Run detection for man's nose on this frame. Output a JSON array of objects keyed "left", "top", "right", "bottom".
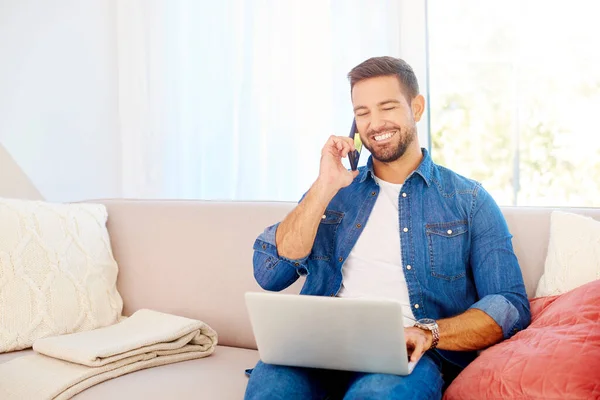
[{"left": 370, "top": 114, "right": 386, "bottom": 132}]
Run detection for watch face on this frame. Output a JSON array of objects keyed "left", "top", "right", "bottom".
[{"left": 419, "top": 318, "right": 436, "bottom": 325}]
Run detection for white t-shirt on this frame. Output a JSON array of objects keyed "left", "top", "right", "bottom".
[{"left": 336, "top": 175, "right": 416, "bottom": 327}]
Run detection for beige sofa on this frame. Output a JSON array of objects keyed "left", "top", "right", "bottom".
[{"left": 1, "top": 200, "right": 599, "bottom": 399}]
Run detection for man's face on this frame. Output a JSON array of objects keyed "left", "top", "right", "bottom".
[{"left": 351, "top": 75, "right": 422, "bottom": 163}]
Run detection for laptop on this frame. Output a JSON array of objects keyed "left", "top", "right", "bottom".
[{"left": 245, "top": 292, "right": 418, "bottom": 375}]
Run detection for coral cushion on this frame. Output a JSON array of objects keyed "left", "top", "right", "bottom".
[{"left": 444, "top": 279, "right": 600, "bottom": 400}]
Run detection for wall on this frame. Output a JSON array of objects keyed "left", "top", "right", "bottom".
[{"left": 0, "top": 0, "right": 120, "bottom": 202}]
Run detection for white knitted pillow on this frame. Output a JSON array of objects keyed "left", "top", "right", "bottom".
[
  {"left": 0, "top": 198, "right": 123, "bottom": 353},
  {"left": 535, "top": 211, "right": 600, "bottom": 298}
]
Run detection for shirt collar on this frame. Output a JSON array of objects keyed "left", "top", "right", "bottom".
[{"left": 357, "top": 147, "right": 433, "bottom": 186}]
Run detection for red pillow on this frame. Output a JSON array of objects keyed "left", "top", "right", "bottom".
[{"left": 444, "top": 279, "right": 600, "bottom": 400}]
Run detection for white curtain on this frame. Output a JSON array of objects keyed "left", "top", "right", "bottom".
[{"left": 117, "top": 0, "right": 405, "bottom": 201}]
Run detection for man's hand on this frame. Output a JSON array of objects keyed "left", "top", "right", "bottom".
[
  {"left": 274, "top": 135, "right": 359, "bottom": 261},
  {"left": 316, "top": 135, "right": 360, "bottom": 194},
  {"left": 405, "top": 326, "right": 433, "bottom": 363}
]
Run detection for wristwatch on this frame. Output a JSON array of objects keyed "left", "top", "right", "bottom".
[{"left": 414, "top": 318, "right": 440, "bottom": 350}]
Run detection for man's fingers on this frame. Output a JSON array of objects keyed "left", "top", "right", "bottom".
[
  {"left": 341, "top": 145, "right": 353, "bottom": 158},
  {"left": 342, "top": 136, "right": 356, "bottom": 150},
  {"left": 411, "top": 339, "right": 424, "bottom": 363},
  {"left": 336, "top": 139, "right": 354, "bottom": 157},
  {"left": 323, "top": 136, "right": 357, "bottom": 162},
  {"left": 329, "top": 136, "right": 356, "bottom": 152},
  {"left": 405, "top": 329, "right": 427, "bottom": 363}
]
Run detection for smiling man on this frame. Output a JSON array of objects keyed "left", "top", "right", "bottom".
[{"left": 245, "top": 56, "right": 530, "bottom": 399}]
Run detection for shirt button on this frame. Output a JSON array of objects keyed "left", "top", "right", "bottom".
[
  {"left": 447, "top": 229, "right": 453, "bottom": 235},
  {"left": 371, "top": 191, "right": 376, "bottom": 196},
  {"left": 414, "top": 304, "right": 420, "bottom": 309},
  {"left": 294, "top": 262, "right": 300, "bottom": 266},
  {"left": 356, "top": 223, "right": 362, "bottom": 228},
  {"left": 322, "top": 215, "right": 326, "bottom": 219},
  {"left": 406, "top": 265, "right": 412, "bottom": 270},
  {"left": 403, "top": 227, "right": 408, "bottom": 232},
  {"left": 402, "top": 193, "right": 407, "bottom": 198},
  {"left": 338, "top": 256, "right": 343, "bottom": 262}
]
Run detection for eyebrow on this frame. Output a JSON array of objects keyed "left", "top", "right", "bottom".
[
  {"left": 353, "top": 99, "right": 402, "bottom": 112},
  {"left": 379, "top": 99, "right": 402, "bottom": 106}
]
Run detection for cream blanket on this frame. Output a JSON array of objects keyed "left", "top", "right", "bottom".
[{"left": 0, "top": 309, "right": 218, "bottom": 400}]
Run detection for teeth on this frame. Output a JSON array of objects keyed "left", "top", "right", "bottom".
[{"left": 374, "top": 131, "right": 395, "bottom": 141}]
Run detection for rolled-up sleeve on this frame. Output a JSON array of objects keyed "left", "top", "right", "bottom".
[
  {"left": 253, "top": 223, "right": 311, "bottom": 292},
  {"left": 469, "top": 294, "right": 521, "bottom": 338},
  {"left": 469, "top": 185, "right": 531, "bottom": 339}
]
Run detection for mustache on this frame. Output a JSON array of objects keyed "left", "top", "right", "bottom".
[{"left": 366, "top": 125, "right": 401, "bottom": 137}]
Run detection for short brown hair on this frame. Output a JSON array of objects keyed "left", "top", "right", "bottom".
[{"left": 348, "top": 56, "right": 419, "bottom": 100}]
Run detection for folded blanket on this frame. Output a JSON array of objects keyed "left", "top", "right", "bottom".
[{"left": 0, "top": 309, "right": 218, "bottom": 400}]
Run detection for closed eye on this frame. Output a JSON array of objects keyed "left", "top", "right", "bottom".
[{"left": 382, "top": 107, "right": 396, "bottom": 111}]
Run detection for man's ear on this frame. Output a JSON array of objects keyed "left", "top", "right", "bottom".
[{"left": 411, "top": 94, "right": 425, "bottom": 122}]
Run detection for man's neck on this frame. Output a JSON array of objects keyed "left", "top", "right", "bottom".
[{"left": 372, "top": 144, "right": 423, "bottom": 184}]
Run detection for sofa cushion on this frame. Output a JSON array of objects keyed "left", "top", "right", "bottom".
[
  {"left": 0, "top": 198, "right": 123, "bottom": 353},
  {"left": 444, "top": 279, "right": 600, "bottom": 400},
  {"left": 0, "top": 346, "right": 258, "bottom": 399},
  {"left": 73, "top": 345, "right": 258, "bottom": 399},
  {"left": 536, "top": 211, "right": 600, "bottom": 297},
  {"left": 0, "top": 348, "right": 35, "bottom": 364}
]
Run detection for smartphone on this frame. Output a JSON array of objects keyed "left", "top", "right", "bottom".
[{"left": 348, "top": 119, "right": 362, "bottom": 171}]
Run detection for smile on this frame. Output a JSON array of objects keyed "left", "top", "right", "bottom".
[{"left": 373, "top": 130, "right": 397, "bottom": 142}]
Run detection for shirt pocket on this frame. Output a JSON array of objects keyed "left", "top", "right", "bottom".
[
  {"left": 426, "top": 220, "right": 469, "bottom": 281},
  {"left": 309, "top": 210, "right": 344, "bottom": 261}
]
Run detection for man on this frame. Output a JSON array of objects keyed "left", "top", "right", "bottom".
[{"left": 245, "top": 56, "right": 530, "bottom": 399}]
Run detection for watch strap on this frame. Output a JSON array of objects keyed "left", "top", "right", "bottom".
[{"left": 415, "top": 320, "right": 439, "bottom": 350}]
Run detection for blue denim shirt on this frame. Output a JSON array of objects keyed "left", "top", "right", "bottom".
[{"left": 252, "top": 148, "right": 531, "bottom": 369}]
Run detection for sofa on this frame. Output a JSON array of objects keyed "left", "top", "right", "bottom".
[{"left": 1, "top": 199, "right": 599, "bottom": 399}]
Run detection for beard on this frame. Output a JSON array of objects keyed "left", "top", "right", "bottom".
[{"left": 363, "top": 124, "right": 417, "bottom": 163}]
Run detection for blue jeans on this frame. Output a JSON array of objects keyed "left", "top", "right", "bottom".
[{"left": 244, "top": 354, "right": 444, "bottom": 400}]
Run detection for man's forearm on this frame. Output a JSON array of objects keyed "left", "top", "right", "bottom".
[
  {"left": 276, "top": 179, "right": 338, "bottom": 260},
  {"left": 436, "top": 309, "right": 503, "bottom": 351}
]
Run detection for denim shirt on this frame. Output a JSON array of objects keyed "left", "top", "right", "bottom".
[{"left": 252, "top": 148, "right": 531, "bottom": 369}]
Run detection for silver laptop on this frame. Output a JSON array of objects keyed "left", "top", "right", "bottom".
[{"left": 245, "top": 292, "right": 417, "bottom": 375}]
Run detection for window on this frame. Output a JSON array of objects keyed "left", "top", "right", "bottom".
[{"left": 427, "top": 0, "right": 600, "bottom": 206}]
